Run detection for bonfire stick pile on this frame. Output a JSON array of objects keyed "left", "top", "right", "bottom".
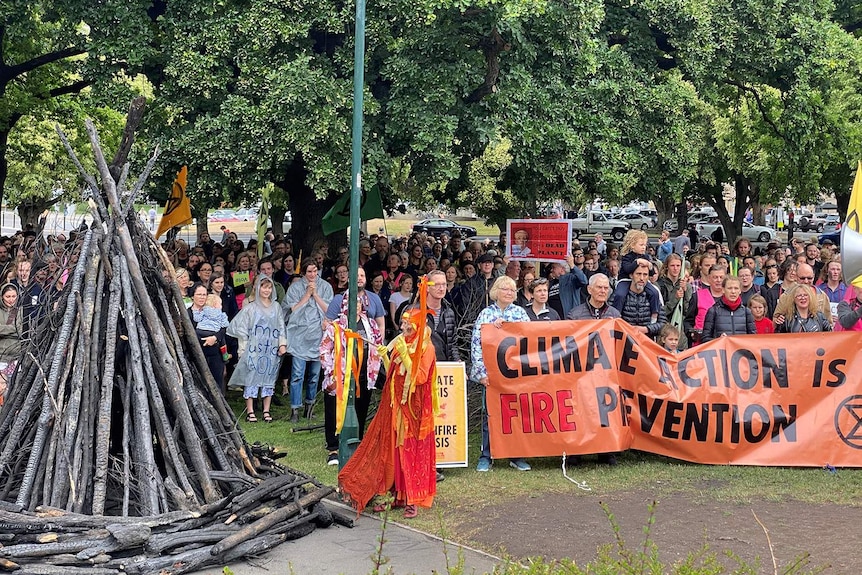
[{"left": 0, "top": 111, "right": 339, "bottom": 574}]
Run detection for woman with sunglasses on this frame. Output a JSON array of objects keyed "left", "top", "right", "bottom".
[{"left": 773, "top": 284, "right": 831, "bottom": 333}]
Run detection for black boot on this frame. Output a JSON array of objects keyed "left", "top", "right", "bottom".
[
  {"left": 304, "top": 404, "right": 314, "bottom": 419},
  {"left": 290, "top": 409, "right": 299, "bottom": 423}
]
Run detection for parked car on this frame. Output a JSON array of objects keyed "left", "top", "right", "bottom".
[
  {"left": 235, "top": 208, "right": 259, "bottom": 221},
  {"left": 662, "top": 213, "right": 713, "bottom": 233},
  {"left": 819, "top": 225, "right": 841, "bottom": 246},
  {"left": 695, "top": 219, "right": 776, "bottom": 243},
  {"left": 411, "top": 218, "right": 477, "bottom": 238},
  {"left": 794, "top": 210, "right": 826, "bottom": 232},
  {"left": 618, "top": 213, "right": 656, "bottom": 230},
  {"left": 570, "top": 211, "right": 631, "bottom": 241},
  {"left": 824, "top": 214, "right": 840, "bottom": 226},
  {"left": 209, "top": 209, "right": 238, "bottom": 222},
  {"left": 640, "top": 209, "right": 658, "bottom": 226}
]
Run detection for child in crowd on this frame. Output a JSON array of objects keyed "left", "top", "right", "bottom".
[
  {"left": 658, "top": 324, "right": 680, "bottom": 354},
  {"left": 613, "top": 230, "right": 662, "bottom": 316},
  {"left": 197, "top": 294, "right": 230, "bottom": 333},
  {"left": 748, "top": 294, "right": 774, "bottom": 334}
]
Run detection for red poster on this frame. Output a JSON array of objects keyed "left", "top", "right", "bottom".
[{"left": 506, "top": 219, "right": 572, "bottom": 263}]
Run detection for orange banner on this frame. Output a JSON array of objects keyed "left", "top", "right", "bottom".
[{"left": 481, "top": 319, "right": 862, "bottom": 467}]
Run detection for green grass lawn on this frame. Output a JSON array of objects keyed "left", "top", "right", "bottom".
[{"left": 231, "top": 392, "right": 862, "bottom": 545}]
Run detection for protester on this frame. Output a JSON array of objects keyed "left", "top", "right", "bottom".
[
  {"left": 836, "top": 285, "right": 862, "bottom": 331},
  {"left": 283, "top": 261, "right": 333, "bottom": 422},
  {"left": 0, "top": 283, "right": 20, "bottom": 402},
  {"left": 702, "top": 276, "right": 756, "bottom": 341},
  {"left": 737, "top": 266, "right": 761, "bottom": 305},
  {"left": 568, "top": 274, "right": 620, "bottom": 320},
  {"left": 614, "top": 230, "right": 662, "bottom": 317},
  {"left": 545, "top": 254, "right": 588, "bottom": 319},
  {"left": 338, "top": 307, "right": 438, "bottom": 519},
  {"left": 524, "top": 277, "right": 560, "bottom": 321},
  {"left": 748, "top": 294, "right": 774, "bottom": 334},
  {"left": 817, "top": 260, "right": 846, "bottom": 309},
  {"left": 773, "top": 263, "right": 832, "bottom": 325},
  {"left": 613, "top": 264, "right": 666, "bottom": 341},
  {"left": 774, "top": 284, "right": 832, "bottom": 333},
  {"left": 691, "top": 264, "right": 725, "bottom": 345},
  {"left": 227, "top": 275, "right": 287, "bottom": 423},
  {"left": 388, "top": 274, "right": 415, "bottom": 330},
  {"left": 187, "top": 284, "right": 229, "bottom": 394},
  {"left": 471, "top": 276, "right": 530, "bottom": 472},
  {"left": 656, "top": 253, "right": 693, "bottom": 350},
  {"left": 657, "top": 324, "right": 680, "bottom": 354},
  {"left": 320, "top": 267, "right": 386, "bottom": 465}
]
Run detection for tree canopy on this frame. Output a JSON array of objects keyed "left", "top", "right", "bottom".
[{"left": 1, "top": 0, "right": 861, "bottom": 246}]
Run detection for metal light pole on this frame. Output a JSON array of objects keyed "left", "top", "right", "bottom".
[{"left": 338, "top": 0, "right": 367, "bottom": 468}]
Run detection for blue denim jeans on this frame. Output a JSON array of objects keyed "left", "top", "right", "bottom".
[
  {"left": 480, "top": 385, "right": 491, "bottom": 460},
  {"left": 290, "top": 358, "right": 320, "bottom": 409}
]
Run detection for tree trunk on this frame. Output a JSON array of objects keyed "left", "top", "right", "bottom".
[
  {"left": 653, "top": 195, "right": 676, "bottom": 229},
  {"left": 276, "top": 156, "right": 338, "bottom": 257},
  {"left": 268, "top": 204, "right": 286, "bottom": 237}
]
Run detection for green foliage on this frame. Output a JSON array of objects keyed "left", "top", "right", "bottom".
[{"left": 6, "top": 101, "right": 124, "bottom": 206}]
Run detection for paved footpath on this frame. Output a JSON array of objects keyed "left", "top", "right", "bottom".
[{"left": 192, "top": 500, "right": 501, "bottom": 575}]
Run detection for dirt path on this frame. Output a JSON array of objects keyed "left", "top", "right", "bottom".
[{"left": 457, "top": 489, "right": 862, "bottom": 573}]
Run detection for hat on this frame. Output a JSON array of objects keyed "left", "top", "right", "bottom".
[
  {"left": 487, "top": 249, "right": 498, "bottom": 257},
  {"left": 822, "top": 239, "right": 834, "bottom": 246},
  {"left": 766, "top": 241, "right": 780, "bottom": 250},
  {"left": 476, "top": 253, "right": 494, "bottom": 264}
]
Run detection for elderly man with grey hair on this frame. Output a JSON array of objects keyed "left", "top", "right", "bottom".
[{"left": 567, "top": 273, "right": 622, "bottom": 320}]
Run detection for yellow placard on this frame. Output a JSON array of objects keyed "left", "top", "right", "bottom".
[{"left": 434, "top": 361, "right": 468, "bottom": 468}]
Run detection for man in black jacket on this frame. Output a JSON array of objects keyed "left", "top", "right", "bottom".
[{"left": 612, "top": 264, "right": 666, "bottom": 340}]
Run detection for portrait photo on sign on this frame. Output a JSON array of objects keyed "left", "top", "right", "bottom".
[{"left": 506, "top": 219, "right": 572, "bottom": 263}]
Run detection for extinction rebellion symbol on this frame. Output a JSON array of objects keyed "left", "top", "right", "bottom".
[{"left": 835, "top": 395, "right": 862, "bottom": 449}]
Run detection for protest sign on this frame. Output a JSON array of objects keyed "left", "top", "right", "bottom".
[
  {"left": 481, "top": 319, "right": 862, "bottom": 467},
  {"left": 435, "top": 362, "right": 469, "bottom": 467},
  {"left": 506, "top": 219, "right": 572, "bottom": 263}
]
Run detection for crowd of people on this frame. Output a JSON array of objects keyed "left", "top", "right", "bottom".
[{"left": 6, "top": 216, "right": 847, "bottom": 517}]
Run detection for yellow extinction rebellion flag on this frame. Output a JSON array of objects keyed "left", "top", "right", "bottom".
[
  {"left": 842, "top": 160, "right": 862, "bottom": 287},
  {"left": 155, "top": 166, "right": 192, "bottom": 239}
]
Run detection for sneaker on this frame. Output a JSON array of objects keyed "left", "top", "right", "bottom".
[
  {"left": 476, "top": 457, "right": 492, "bottom": 472},
  {"left": 509, "top": 458, "right": 531, "bottom": 471},
  {"left": 327, "top": 451, "right": 339, "bottom": 466},
  {"left": 435, "top": 470, "right": 445, "bottom": 483}
]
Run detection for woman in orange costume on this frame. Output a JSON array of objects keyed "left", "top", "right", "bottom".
[{"left": 338, "top": 307, "right": 438, "bottom": 519}]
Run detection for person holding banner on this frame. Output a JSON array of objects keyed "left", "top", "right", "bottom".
[
  {"left": 471, "top": 276, "right": 531, "bottom": 472},
  {"left": 701, "top": 276, "right": 756, "bottom": 342},
  {"left": 773, "top": 284, "right": 832, "bottom": 333}
]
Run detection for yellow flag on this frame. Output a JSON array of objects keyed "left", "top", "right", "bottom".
[
  {"left": 256, "top": 186, "right": 271, "bottom": 259},
  {"left": 155, "top": 166, "right": 192, "bottom": 239},
  {"left": 846, "top": 161, "right": 862, "bottom": 232},
  {"left": 842, "top": 161, "right": 862, "bottom": 287}
]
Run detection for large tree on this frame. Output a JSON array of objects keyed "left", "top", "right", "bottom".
[{"left": 0, "top": 1, "right": 153, "bottom": 210}]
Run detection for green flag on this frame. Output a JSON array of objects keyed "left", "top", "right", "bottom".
[
  {"left": 256, "top": 186, "right": 271, "bottom": 259},
  {"left": 322, "top": 185, "right": 384, "bottom": 236}
]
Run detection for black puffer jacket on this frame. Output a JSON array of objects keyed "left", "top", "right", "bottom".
[
  {"left": 427, "top": 300, "right": 461, "bottom": 362},
  {"left": 702, "top": 299, "right": 756, "bottom": 341},
  {"left": 616, "top": 289, "right": 666, "bottom": 337}
]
